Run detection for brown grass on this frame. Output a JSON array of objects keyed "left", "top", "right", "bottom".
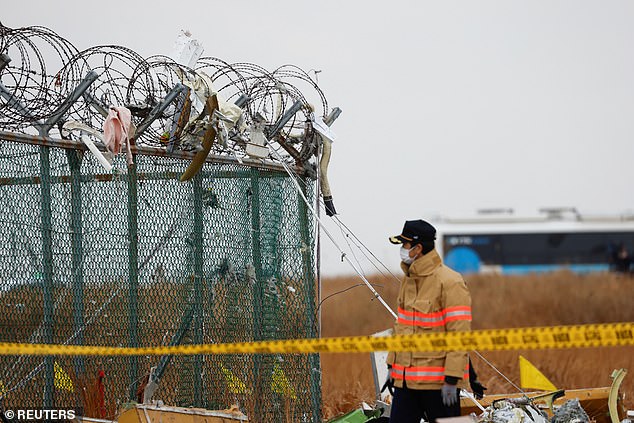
[{"left": 320, "top": 271, "right": 634, "bottom": 420}]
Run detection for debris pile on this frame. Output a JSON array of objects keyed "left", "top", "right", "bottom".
[
  {"left": 551, "top": 399, "right": 590, "bottom": 423},
  {"left": 480, "top": 398, "right": 549, "bottom": 423}
]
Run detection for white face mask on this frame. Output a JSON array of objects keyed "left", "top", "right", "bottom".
[{"left": 400, "top": 246, "right": 415, "bottom": 264}]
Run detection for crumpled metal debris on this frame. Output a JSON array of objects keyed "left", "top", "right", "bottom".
[
  {"left": 551, "top": 399, "right": 590, "bottom": 423},
  {"left": 480, "top": 398, "right": 549, "bottom": 423}
]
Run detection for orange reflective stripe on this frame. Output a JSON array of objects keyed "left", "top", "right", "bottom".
[
  {"left": 444, "top": 306, "right": 472, "bottom": 322},
  {"left": 391, "top": 365, "right": 444, "bottom": 381},
  {"left": 392, "top": 364, "right": 443, "bottom": 371},
  {"left": 390, "top": 363, "right": 470, "bottom": 382},
  {"left": 397, "top": 306, "right": 472, "bottom": 327},
  {"left": 398, "top": 308, "right": 444, "bottom": 318},
  {"left": 397, "top": 307, "right": 445, "bottom": 327}
]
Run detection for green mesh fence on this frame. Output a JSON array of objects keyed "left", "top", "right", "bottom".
[{"left": 0, "top": 140, "right": 321, "bottom": 422}]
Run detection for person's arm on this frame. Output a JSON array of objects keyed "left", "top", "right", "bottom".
[{"left": 468, "top": 357, "right": 487, "bottom": 399}]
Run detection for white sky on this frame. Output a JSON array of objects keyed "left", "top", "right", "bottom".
[{"left": 4, "top": 1, "right": 634, "bottom": 276}]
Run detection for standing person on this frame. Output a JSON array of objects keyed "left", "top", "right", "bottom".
[
  {"left": 612, "top": 243, "right": 632, "bottom": 274},
  {"left": 386, "top": 219, "right": 472, "bottom": 423}
]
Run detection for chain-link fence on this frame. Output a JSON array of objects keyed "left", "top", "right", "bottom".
[{"left": 0, "top": 139, "right": 320, "bottom": 422}]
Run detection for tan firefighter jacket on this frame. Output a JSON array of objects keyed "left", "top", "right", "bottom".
[{"left": 386, "top": 249, "right": 472, "bottom": 390}]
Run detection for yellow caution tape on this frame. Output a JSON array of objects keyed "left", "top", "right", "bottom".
[{"left": 0, "top": 323, "right": 632, "bottom": 356}]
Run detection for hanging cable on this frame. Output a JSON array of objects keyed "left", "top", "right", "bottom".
[
  {"left": 278, "top": 162, "right": 401, "bottom": 285},
  {"left": 337, "top": 220, "right": 368, "bottom": 279},
  {"left": 274, "top": 158, "right": 400, "bottom": 286},
  {"left": 267, "top": 144, "right": 397, "bottom": 319},
  {"left": 472, "top": 350, "right": 526, "bottom": 395},
  {"left": 312, "top": 282, "right": 386, "bottom": 333},
  {"left": 332, "top": 214, "right": 402, "bottom": 284}
]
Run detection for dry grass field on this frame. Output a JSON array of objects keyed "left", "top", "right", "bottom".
[{"left": 320, "top": 271, "right": 634, "bottom": 420}]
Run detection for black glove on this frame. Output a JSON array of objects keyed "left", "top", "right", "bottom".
[
  {"left": 381, "top": 366, "right": 394, "bottom": 395},
  {"left": 470, "top": 379, "right": 487, "bottom": 400}
]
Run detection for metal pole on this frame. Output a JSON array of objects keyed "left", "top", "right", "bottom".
[
  {"left": 234, "top": 94, "right": 251, "bottom": 108},
  {"left": 127, "top": 161, "right": 139, "bottom": 400},
  {"left": 167, "top": 88, "right": 188, "bottom": 153},
  {"left": 65, "top": 150, "right": 85, "bottom": 382},
  {"left": 192, "top": 172, "right": 204, "bottom": 406},
  {"left": 297, "top": 178, "right": 321, "bottom": 423},
  {"left": 82, "top": 91, "right": 109, "bottom": 118},
  {"left": 0, "top": 53, "right": 10, "bottom": 72},
  {"left": 0, "top": 83, "right": 38, "bottom": 121},
  {"left": 134, "top": 84, "right": 187, "bottom": 139},
  {"left": 249, "top": 168, "right": 264, "bottom": 420},
  {"left": 253, "top": 174, "right": 286, "bottom": 422},
  {"left": 267, "top": 100, "right": 303, "bottom": 138},
  {"left": 39, "top": 146, "right": 55, "bottom": 413},
  {"left": 323, "top": 107, "right": 342, "bottom": 126},
  {"left": 39, "top": 71, "right": 100, "bottom": 135}
]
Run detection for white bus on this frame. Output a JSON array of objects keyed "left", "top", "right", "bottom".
[{"left": 433, "top": 208, "right": 634, "bottom": 275}]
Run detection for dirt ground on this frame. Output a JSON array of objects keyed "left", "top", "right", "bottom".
[{"left": 319, "top": 271, "right": 634, "bottom": 420}]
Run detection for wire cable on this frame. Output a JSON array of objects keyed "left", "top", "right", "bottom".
[
  {"left": 472, "top": 350, "right": 525, "bottom": 394},
  {"left": 267, "top": 144, "right": 397, "bottom": 319}
]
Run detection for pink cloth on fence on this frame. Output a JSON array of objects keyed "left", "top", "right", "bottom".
[{"left": 103, "top": 106, "right": 134, "bottom": 165}]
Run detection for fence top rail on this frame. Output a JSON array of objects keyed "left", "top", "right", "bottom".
[{"left": 0, "top": 130, "right": 309, "bottom": 175}]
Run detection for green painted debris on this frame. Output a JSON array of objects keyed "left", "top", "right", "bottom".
[{"left": 326, "top": 407, "right": 383, "bottom": 423}]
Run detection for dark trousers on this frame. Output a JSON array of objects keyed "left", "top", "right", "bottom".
[{"left": 389, "top": 386, "right": 461, "bottom": 423}]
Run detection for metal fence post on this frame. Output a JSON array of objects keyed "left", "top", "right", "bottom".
[
  {"left": 39, "top": 146, "right": 55, "bottom": 412},
  {"left": 192, "top": 172, "right": 204, "bottom": 406},
  {"left": 66, "top": 150, "right": 86, "bottom": 387},
  {"left": 127, "top": 162, "right": 139, "bottom": 399},
  {"left": 255, "top": 175, "right": 284, "bottom": 422},
  {"left": 249, "top": 168, "right": 264, "bottom": 421},
  {"left": 297, "top": 179, "right": 321, "bottom": 422}
]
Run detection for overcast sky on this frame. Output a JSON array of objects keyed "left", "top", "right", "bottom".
[{"left": 4, "top": 1, "right": 634, "bottom": 276}]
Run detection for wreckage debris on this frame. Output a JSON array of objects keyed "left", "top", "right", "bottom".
[{"left": 551, "top": 399, "right": 590, "bottom": 423}]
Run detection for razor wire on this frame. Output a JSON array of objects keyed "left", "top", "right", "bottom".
[
  {"left": 0, "top": 23, "right": 328, "bottom": 168},
  {"left": 0, "top": 24, "right": 79, "bottom": 127}
]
